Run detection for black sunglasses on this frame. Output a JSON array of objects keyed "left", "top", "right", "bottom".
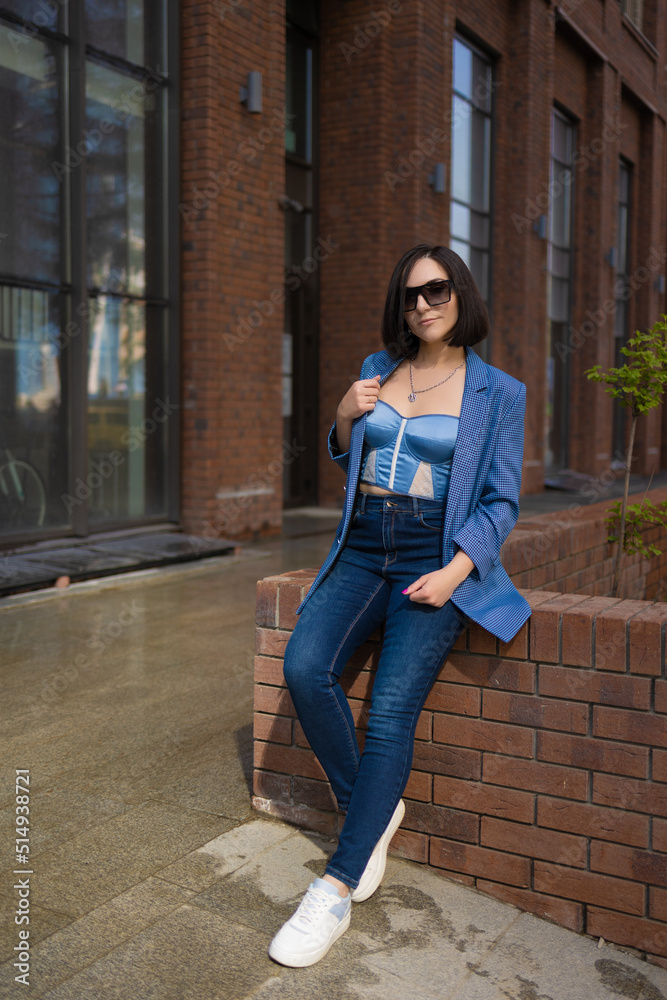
[{"left": 404, "top": 279, "right": 455, "bottom": 312}]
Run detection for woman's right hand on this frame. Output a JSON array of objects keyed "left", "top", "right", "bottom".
[
  {"left": 337, "top": 375, "right": 382, "bottom": 421},
  {"left": 334, "top": 375, "right": 382, "bottom": 454}
]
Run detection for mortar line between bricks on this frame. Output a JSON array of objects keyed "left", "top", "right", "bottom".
[{"left": 442, "top": 905, "right": 524, "bottom": 999}]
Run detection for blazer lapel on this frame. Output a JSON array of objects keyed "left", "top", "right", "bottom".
[
  {"left": 342, "top": 353, "right": 403, "bottom": 529},
  {"left": 443, "top": 346, "right": 490, "bottom": 536},
  {"left": 348, "top": 351, "right": 402, "bottom": 472}
]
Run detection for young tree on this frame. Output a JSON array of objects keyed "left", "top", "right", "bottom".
[{"left": 585, "top": 319, "right": 667, "bottom": 598}]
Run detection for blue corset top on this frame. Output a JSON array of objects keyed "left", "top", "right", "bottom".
[{"left": 360, "top": 400, "right": 459, "bottom": 500}]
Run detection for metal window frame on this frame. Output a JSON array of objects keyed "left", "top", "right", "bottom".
[
  {"left": 284, "top": 10, "right": 320, "bottom": 507},
  {"left": 615, "top": 156, "right": 632, "bottom": 332},
  {"left": 451, "top": 30, "right": 495, "bottom": 356},
  {"left": 547, "top": 105, "right": 577, "bottom": 471}
]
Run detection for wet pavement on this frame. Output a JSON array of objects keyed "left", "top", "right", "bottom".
[{"left": 1, "top": 500, "right": 667, "bottom": 998}]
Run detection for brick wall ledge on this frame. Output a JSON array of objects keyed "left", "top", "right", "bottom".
[
  {"left": 506, "top": 486, "right": 667, "bottom": 600},
  {"left": 254, "top": 569, "right": 667, "bottom": 967}
]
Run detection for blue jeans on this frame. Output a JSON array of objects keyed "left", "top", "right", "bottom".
[{"left": 283, "top": 492, "right": 466, "bottom": 889}]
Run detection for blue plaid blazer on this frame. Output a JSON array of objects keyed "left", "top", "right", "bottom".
[{"left": 297, "top": 345, "right": 532, "bottom": 643}]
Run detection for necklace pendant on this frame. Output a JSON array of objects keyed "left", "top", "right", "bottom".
[{"left": 408, "top": 392, "right": 417, "bottom": 403}]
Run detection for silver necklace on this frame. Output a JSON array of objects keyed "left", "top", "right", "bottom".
[{"left": 408, "top": 359, "right": 465, "bottom": 402}]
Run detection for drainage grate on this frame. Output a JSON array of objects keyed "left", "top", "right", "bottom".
[{"left": 0, "top": 533, "right": 235, "bottom": 596}]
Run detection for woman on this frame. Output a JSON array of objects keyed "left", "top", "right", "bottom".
[{"left": 269, "top": 243, "right": 531, "bottom": 968}]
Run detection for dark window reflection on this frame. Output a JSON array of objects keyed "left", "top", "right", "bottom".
[
  {"left": 0, "top": 3, "right": 59, "bottom": 29},
  {"left": 284, "top": 17, "right": 318, "bottom": 506},
  {"left": 546, "top": 110, "right": 575, "bottom": 470},
  {"left": 87, "top": 297, "right": 168, "bottom": 522},
  {"left": 86, "top": 60, "right": 164, "bottom": 297},
  {"left": 0, "top": 287, "right": 68, "bottom": 533},
  {"left": 85, "top": 0, "right": 164, "bottom": 69},
  {"left": 0, "top": 26, "right": 61, "bottom": 283},
  {"left": 285, "top": 30, "right": 312, "bottom": 160}
]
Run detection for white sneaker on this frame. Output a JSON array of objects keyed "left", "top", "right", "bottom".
[
  {"left": 268, "top": 878, "right": 351, "bottom": 968},
  {"left": 351, "top": 799, "right": 405, "bottom": 902}
]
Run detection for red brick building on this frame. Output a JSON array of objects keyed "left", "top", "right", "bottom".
[
  {"left": 180, "top": 0, "right": 667, "bottom": 542},
  {"left": 1, "top": 0, "right": 665, "bottom": 546}
]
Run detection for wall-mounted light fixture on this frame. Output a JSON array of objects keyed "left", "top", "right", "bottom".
[
  {"left": 240, "top": 71, "right": 263, "bottom": 113},
  {"left": 277, "top": 194, "right": 304, "bottom": 213},
  {"left": 604, "top": 247, "right": 617, "bottom": 268},
  {"left": 532, "top": 215, "right": 547, "bottom": 239},
  {"left": 428, "top": 163, "right": 446, "bottom": 194}
]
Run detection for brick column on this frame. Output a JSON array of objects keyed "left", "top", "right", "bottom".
[
  {"left": 485, "top": 0, "right": 554, "bottom": 494},
  {"left": 318, "top": 1, "right": 416, "bottom": 507},
  {"left": 180, "top": 0, "right": 285, "bottom": 539}
]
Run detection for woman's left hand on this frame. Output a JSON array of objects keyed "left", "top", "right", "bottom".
[
  {"left": 402, "top": 567, "right": 458, "bottom": 607},
  {"left": 403, "top": 550, "right": 476, "bottom": 607}
]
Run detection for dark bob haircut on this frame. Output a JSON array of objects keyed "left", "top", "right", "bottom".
[{"left": 381, "top": 244, "right": 489, "bottom": 359}]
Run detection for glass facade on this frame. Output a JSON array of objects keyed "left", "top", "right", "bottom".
[
  {"left": 0, "top": 21, "right": 68, "bottom": 534},
  {"left": 0, "top": 1, "right": 174, "bottom": 541},
  {"left": 546, "top": 109, "right": 575, "bottom": 470},
  {"left": 450, "top": 34, "right": 493, "bottom": 346}
]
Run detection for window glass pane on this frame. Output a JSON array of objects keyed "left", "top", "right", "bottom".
[
  {"left": 470, "top": 112, "right": 490, "bottom": 211},
  {"left": 470, "top": 209, "right": 489, "bottom": 247},
  {"left": 451, "top": 95, "right": 471, "bottom": 204},
  {"left": 552, "top": 113, "right": 572, "bottom": 163},
  {"left": 469, "top": 248, "right": 489, "bottom": 300},
  {"left": 0, "top": 3, "right": 58, "bottom": 29},
  {"left": 549, "top": 183, "right": 571, "bottom": 248},
  {"left": 617, "top": 205, "right": 628, "bottom": 275},
  {"left": 87, "top": 297, "right": 168, "bottom": 523},
  {"left": 0, "top": 26, "right": 61, "bottom": 283},
  {"left": 287, "top": 0, "right": 318, "bottom": 34},
  {"left": 0, "top": 286, "right": 69, "bottom": 533},
  {"left": 472, "top": 52, "right": 492, "bottom": 111},
  {"left": 614, "top": 296, "right": 627, "bottom": 338},
  {"left": 549, "top": 276, "right": 569, "bottom": 323},
  {"left": 550, "top": 246, "right": 570, "bottom": 279},
  {"left": 450, "top": 238, "right": 470, "bottom": 267},
  {"left": 285, "top": 160, "right": 313, "bottom": 209},
  {"left": 85, "top": 0, "right": 164, "bottom": 67},
  {"left": 451, "top": 37, "right": 492, "bottom": 312},
  {"left": 615, "top": 161, "right": 632, "bottom": 345},
  {"left": 450, "top": 202, "right": 470, "bottom": 241},
  {"left": 453, "top": 38, "right": 472, "bottom": 99},
  {"left": 86, "top": 60, "right": 160, "bottom": 296},
  {"left": 286, "top": 26, "right": 313, "bottom": 161},
  {"left": 454, "top": 40, "right": 492, "bottom": 110}
]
